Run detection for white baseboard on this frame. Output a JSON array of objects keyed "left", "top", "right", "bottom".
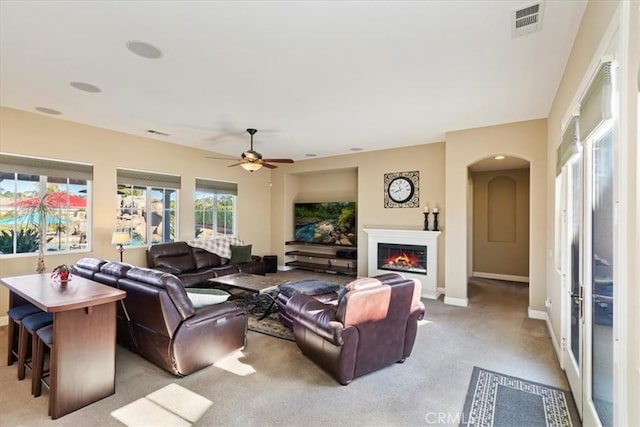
[
  {"left": 526, "top": 309, "right": 562, "bottom": 367},
  {"left": 528, "top": 308, "right": 547, "bottom": 320},
  {"left": 0, "top": 316, "right": 7, "bottom": 327},
  {"left": 444, "top": 296, "right": 468, "bottom": 307},
  {"left": 473, "top": 272, "right": 529, "bottom": 283},
  {"left": 545, "top": 312, "right": 562, "bottom": 366}
]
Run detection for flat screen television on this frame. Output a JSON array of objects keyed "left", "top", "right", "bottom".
[{"left": 294, "top": 201, "right": 356, "bottom": 246}]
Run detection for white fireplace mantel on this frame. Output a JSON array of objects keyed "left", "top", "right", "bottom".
[{"left": 363, "top": 227, "right": 441, "bottom": 299}]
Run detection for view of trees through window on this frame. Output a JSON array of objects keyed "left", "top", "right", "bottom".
[
  {"left": 194, "top": 193, "right": 235, "bottom": 238},
  {"left": 116, "top": 184, "right": 177, "bottom": 246},
  {"left": 0, "top": 173, "right": 89, "bottom": 254}
]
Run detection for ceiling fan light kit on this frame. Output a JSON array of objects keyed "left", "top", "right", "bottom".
[
  {"left": 240, "top": 162, "right": 263, "bottom": 172},
  {"left": 207, "top": 128, "right": 294, "bottom": 172}
]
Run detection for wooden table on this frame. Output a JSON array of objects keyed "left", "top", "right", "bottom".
[
  {"left": 1, "top": 274, "right": 125, "bottom": 419},
  {"left": 208, "top": 273, "right": 282, "bottom": 319}
]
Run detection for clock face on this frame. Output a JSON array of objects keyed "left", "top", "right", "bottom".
[{"left": 388, "top": 177, "right": 414, "bottom": 203}]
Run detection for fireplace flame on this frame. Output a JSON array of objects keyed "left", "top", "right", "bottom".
[{"left": 388, "top": 252, "right": 416, "bottom": 267}]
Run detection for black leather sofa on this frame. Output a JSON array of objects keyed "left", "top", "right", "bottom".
[
  {"left": 72, "top": 257, "right": 248, "bottom": 376},
  {"left": 146, "top": 241, "right": 266, "bottom": 287}
]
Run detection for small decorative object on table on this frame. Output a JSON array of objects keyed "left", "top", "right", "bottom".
[
  {"left": 51, "top": 264, "right": 72, "bottom": 284},
  {"left": 432, "top": 208, "right": 439, "bottom": 231},
  {"left": 423, "top": 206, "right": 430, "bottom": 230}
]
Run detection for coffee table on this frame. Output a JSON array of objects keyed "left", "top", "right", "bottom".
[{"left": 208, "top": 273, "right": 283, "bottom": 320}]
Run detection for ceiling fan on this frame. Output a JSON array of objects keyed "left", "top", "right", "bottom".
[{"left": 206, "top": 128, "right": 294, "bottom": 172}]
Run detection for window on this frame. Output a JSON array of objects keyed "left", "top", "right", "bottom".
[
  {"left": 0, "top": 154, "right": 92, "bottom": 255},
  {"left": 116, "top": 169, "right": 180, "bottom": 246},
  {"left": 194, "top": 178, "right": 237, "bottom": 238}
]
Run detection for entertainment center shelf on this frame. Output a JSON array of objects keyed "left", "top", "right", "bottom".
[{"left": 285, "top": 241, "right": 357, "bottom": 276}]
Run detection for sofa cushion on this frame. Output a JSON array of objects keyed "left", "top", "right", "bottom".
[
  {"left": 186, "top": 288, "right": 230, "bottom": 308},
  {"left": 100, "top": 261, "right": 134, "bottom": 278},
  {"left": 279, "top": 280, "right": 341, "bottom": 298},
  {"left": 76, "top": 257, "right": 107, "bottom": 272},
  {"left": 230, "top": 244, "right": 252, "bottom": 264},
  {"left": 148, "top": 242, "right": 197, "bottom": 272},
  {"left": 192, "top": 247, "right": 223, "bottom": 270}
]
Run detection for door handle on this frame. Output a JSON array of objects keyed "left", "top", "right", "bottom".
[{"left": 570, "top": 286, "right": 585, "bottom": 319}]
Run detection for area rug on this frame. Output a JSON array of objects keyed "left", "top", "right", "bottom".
[
  {"left": 461, "top": 367, "right": 580, "bottom": 427},
  {"left": 233, "top": 292, "right": 294, "bottom": 342}
]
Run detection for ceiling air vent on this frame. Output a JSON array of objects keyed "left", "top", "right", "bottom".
[{"left": 511, "top": 2, "right": 544, "bottom": 38}]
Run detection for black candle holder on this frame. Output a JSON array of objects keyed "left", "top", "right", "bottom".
[
  {"left": 432, "top": 212, "right": 439, "bottom": 231},
  {"left": 423, "top": 212, "right": 429, "bottom": 231}
]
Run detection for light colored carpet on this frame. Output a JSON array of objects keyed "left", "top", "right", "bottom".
[{"left": 0, "top": 273, "right": 568, "bottom": 426}]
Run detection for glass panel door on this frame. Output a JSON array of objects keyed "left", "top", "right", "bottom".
[
  {"left": 565, "top": 156, "right": 584, "bottom": 415},
  {"left": 590, "top": 130, "right": 614, "bottom": 427}
]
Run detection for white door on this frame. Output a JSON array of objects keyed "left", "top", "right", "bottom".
[
  {"left": 561, "top": 115, "right": 616, "bottom": 427},
  {"left": 563, "top": 156, "right": 584, "bottom": 417}
]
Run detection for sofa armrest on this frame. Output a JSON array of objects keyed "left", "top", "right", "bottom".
[
  {"left": 286, "top": 294, "right": 344, "bottom": 345},
  {"left": 412, "top": 300, "right": 426, "bottom": 321},
  {"left": 152, "top": 266, "right": 182, "bottom": 275},
  {"left": 184, "top": 301, "right": 246, "bottom": 327}
]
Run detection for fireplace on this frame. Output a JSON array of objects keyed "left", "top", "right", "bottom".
[
  {"left": 378, "top": 243, "right": 427, "bottom": 275},
  {"left": 364, "top": 227, "right": 441, "bottom": 299}
]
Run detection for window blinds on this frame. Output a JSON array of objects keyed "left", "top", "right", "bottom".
[
  {"left": 195, "top": 178, "right": 238, "bottom": 195},
  {"left": 579, "top": 61, "right": 613, "bottom": 141},
  {"left": 555, "top": 116, "right": 580, "bottom": 176},
  {"left": 0, "top": 153, "right": 93, "bottom": 180},
  {"left": 117, "top": 168, "right": 181, "bottom": 188},
  {"left": 556, "top": 61, "right": 614, "bottom": 176}
]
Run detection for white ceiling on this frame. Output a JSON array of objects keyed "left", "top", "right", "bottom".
[{"left": 0, "top": 1, "right": 586, "bottom": 162}]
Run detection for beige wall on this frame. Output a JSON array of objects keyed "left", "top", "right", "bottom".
[
  {"left": 271, "top": 142, "right": 446, "bottom": 283},
  {"left": 0, "top": 106, "right": 272, "bottom": 315},
  {"left": 472, "top": 168, "right": 530, "bottom": 278},
  {"left": 546, "top": 0, "right": 639, "bottom": 424},
  {"left": 445, "top": 119, "right": 547, "bottom": 309}
]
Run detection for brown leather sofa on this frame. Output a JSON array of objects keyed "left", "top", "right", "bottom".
[
  {"left": 72, "top": 257, "right": 248, "bottom": 376},
  {"left": 285, "top": 273, "right": 425, "bottom": 385},
  {"left": 146, "top": 241, "right": 266, "bottom": 287}
]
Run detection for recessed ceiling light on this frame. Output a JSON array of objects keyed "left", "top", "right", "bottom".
[
  {"left": 494, "top": 155, "right": 506, "bottom": 160},
  {"left": 305, "top": 153, "right": 317, "bottom": 157},
  {"left": 70, "top": 81, "right": 101, "bottom": 93},
  {"left": 350, "top": 148, "right": 363, "bottom": 152},
  {"left": 126, "top": 41, "right": 163, "bottom": 59},
  {"left": 35, "top": 107, "right": 62, "bottom": 115}
]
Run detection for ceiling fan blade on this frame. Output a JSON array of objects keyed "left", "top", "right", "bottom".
[
  {"left": 206, "top": 156, "right": 239, "bottom": 160},
  {"left": 262, "top": 158, "right": 294, "bottom": 163},
  {"left": 262, "top": 162, "right": 278, "bottom": 169},
  {"left": 227, "top": 162, "right": 244, "bottom": 168}
]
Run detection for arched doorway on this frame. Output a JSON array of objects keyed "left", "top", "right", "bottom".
[{"left": 467, "top": 156, "right": 531, "bottom": 293}]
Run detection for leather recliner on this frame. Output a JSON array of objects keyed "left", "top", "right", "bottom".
[
  {"left": 73, "top": 258, "right": 248, "bottom": 376},
  {"left": 285, "top": 273, "right": 425, "bottom": 385}
]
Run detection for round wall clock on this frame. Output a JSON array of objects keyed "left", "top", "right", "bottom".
[
  {"left": 384, "top": 171, "right": 420, "bottom": 208},
  {"left": 388, "top": 177, "right": 414, "bottom": 203}
]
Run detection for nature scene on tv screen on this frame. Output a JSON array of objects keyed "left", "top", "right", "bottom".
[{"left": 294, "top": 202, "right": 356, "bottom": 246}]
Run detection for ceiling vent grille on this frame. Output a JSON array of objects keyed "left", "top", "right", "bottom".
[{"left": 511, "top": 2, "right": 544, "bottom": 38}]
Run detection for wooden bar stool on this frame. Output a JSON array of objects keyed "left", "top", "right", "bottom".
[
  {"left": 17, "top": 312, "right": 53, "bottom": 381},
  {"left": 6, "top": 303, "right": 41, "bottom": 366},
  {"left": 33, "top": 324, "right": 53, "bottom": 398}
]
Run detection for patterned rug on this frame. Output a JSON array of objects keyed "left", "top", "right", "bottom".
[
  {"left": 230, "top": 270, "right": 352, "bottom": 342},
  {"left": 461, "top": 367, "right": 580, "bottom": 427},
  {"left": 232, "top": 290, "right": 294, "bottom": 342}
]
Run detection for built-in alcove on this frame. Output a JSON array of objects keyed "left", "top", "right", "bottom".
[
  {"left": 488, "top": 176, "right": 516, "bottom": 243},
  {"left": 283, "top": 167, "right": 359, "bottom": 275},
  {"left": 471, "top": 167, "right": 530, "bottom": 280}
]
